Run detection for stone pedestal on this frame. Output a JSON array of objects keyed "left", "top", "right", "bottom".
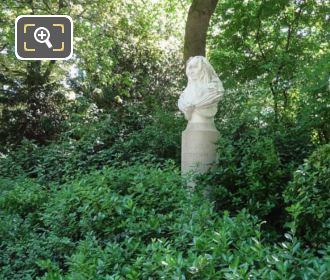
[{"left": 181, "top": 122, "right": 219, "bottom": 185}]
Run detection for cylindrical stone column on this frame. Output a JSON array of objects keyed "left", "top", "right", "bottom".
[{"left": 181, "top": 121, "right": 219, "bottom": 186}]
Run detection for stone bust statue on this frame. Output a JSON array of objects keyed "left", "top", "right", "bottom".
[{"left": 178, "top": 56, "right": 224, "bottom": 123}]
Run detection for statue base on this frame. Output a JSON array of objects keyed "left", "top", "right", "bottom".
[{"left": 181, "top": 122, "right": 219, "bottom": 189}]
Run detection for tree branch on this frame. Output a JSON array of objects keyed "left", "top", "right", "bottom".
[
  {"left": 0, "top": 44, "right": 8, "bottom": 53},
  {"left": 255, "top": 0, "right": 267, "bottom": 62}
]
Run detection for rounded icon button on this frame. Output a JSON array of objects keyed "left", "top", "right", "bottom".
[{"left": 34, "top": 27, "right": 53, "bottom": 48}]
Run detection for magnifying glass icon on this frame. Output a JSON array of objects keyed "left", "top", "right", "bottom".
[{"left": 34, "top": 27, "right": 53, "bottom": 48}]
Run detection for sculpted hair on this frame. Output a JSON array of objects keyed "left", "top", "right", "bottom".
[{"left": 186, "top": 56, "right": 221, "bottom": 84}]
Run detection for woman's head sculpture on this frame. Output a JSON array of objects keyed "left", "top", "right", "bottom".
[
  {"left": 178, "top": 56, "right": 224, "bottom": 123},
  {"left": 186, "top": 56, "right": 220, "bottom": 84}
]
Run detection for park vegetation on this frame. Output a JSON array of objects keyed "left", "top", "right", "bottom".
[{"left": 0, "top": 0, "right": 329, "bottom": 279}]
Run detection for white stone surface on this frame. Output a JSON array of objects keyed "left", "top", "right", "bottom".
[
  {"left": 178, "top": 56, "right": 224, "bottom": 182},
  {"left": 178, "top": 56, "right": 224, "bottom": 123},
  {"left": 181, "top": 122, "right": 219, "bottom": 174}
]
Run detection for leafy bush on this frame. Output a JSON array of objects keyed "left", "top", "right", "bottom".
[
  {"left": 0, "top": 109, "right": 183, "bottom": 184},
  {"left": 0, "top": 177, "right": 71, "bottom": 280},
  {"left": 284, "top": 144, "right": 330, "bottom": 245},
  {"left": 0, "top": 82, "right": 67, "bottom": 148},
  {"left": 39, "top": 211, "right": 330, "bottom": 280},
  {"left": 1, "top": 163, "right": 329, "bottom": 279},
  {"left": 41, "top": 163, "right": 184, "bottom": 242},
  {"left": 115, "top": 110, "right": 185, "bottom": 163},
  {"left": 0, "top": 162, "right": 185, "bottom": 279},
  {"left": 0, "top": 177, "right": 48, "bottom": 218},
  {"left": 197, "top": 127, "right": 287, "bottom": 224}
]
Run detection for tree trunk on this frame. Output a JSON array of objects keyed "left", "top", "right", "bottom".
[{"left": 184, "top": 0, "right": 219, "bottom": 64}]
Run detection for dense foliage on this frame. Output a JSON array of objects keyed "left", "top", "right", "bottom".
[
  {"left": 0, "top": 0, "right": 329, "bottom": 279},
  {"left": 1, "top": 164, "right": 329, "bottom": 279},
  {"left": 201, "top": 0, "right": 330, "bottom": 240},
  {"left": 0, "top": 0, "right": 186, "bottom": 149},
  {"left": 285, "top": 144, "right": 330, "bottom": 245}
]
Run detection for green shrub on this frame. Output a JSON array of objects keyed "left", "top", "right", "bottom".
[
  {"left": 0, "top": 115, "right": 120, "bottom": 183},
  {"left": 0, "top": 177, "right": 48, "bottom": 220},
  {"left": 0, "top": 163, "right": 184, "bottom": 279},
  {"left": 197, "top": 128, "right": 287, "bottom": 225},
  {"left": 40, "top": 162, "right": 184, "bottom": 242},
  {"left": 0, "top": 178, "right": 64, "bottom": 280},
  {"left": 1, "top": 163, "right": 329, "bottom": 279},
  {"left": 39, "top": 210, "right": 330, "bottom": 280},
  {"left": 114, "top": 110, "right": 185, "bottom": 163},
  {"left": 0, "top": 110, "right": 183, "bottom": 184},
  {"left": 0, "top": 82, "right": 67, "bottom": 148},
  {"left": 284, "top": 144, "right": 330, "bottom": 245}
]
